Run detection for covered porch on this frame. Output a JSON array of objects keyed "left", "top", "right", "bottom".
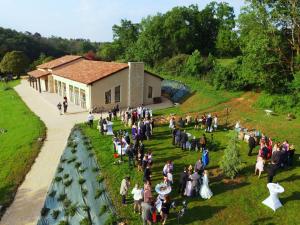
[{"left": 27, "top": 69, "right": 50, "bottom": 93}]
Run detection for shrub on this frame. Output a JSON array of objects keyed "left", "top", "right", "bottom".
[
  {"left": 57, "top": 167, "right": 64, "bottom": 173},
  {"left": 255, "top": 92, "right": 300, "bottom": 114},
  {"left": 220, "top": 131, "right": 242, "bottom": 179},
  {"left": 99, "top": 204, "right": 108, "bottom": 215},
  {"left": 78, "top": 177, "right": 86, "bottom": 185},
  {"left": 60, "top": 158, "right": 67, "bottom": 163},
  {"left": 95, "top": 188, "right": 104, "bottom": 199},
  {"left": 67, "top": 156, "right": 77, "bottom": 164},
  {"left": 55, "top": 176, "right": 62, "bottom": 182},
  {"left": 63, "top": 198, "right": 72, "bottom": 208},
  {"left": 65, "top": 204, "right": 78, "bottom": 217},
  {"left": 51, "top": 209, "right": 60, "bottom": 220},
  {"left": 49, "top": 190, "right": 56, "bottom": 198},
  {"left": 75, "top": 161, "right": 82, "bottom": 169},
  {"left": 160, "top": 54, "right": 189, "bottom": 76},
  {"left": 58, "top": 220, "right": 69, "bottom": 225},
  {"left": 80, "top": 218, "right": 92, "bottom": 225},
  {"left": 79, "top": 168, "right": 86, "bottom": 174},
  {"left": 57, "top": 193, "right": 67, "bottom": 202},
  {"left": 82, "top": 188, "right": 88, "bottom": 196},
  {"left": 97, "top": 175, "right": 104, "bottom": 183},
  {"left": 63, "top": 174, "right": 70, "bottom": 179},
  {"left": 64, "top": 179, "right": 73, "bottom": 187},
  {"left": 104, "top": 212, "right": 117, "bottom": 225},
  {"left": 81, "top": 205, "right": 90, "bottom": 212},
  {"left": 41, "top": 207, "right": 50, "bottom": 217}
]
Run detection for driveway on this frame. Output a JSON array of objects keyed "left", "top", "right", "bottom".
[
  {"left": 0, "top": 80, "right": 87, "bottom": 225},
  {"left": 0, "top": 79, "right": 173, "bottom": 225}
]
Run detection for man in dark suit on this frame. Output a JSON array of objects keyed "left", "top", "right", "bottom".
[
  {"left": 178, "top": 167, "right": 188, "bottom": 196},
  {"left": 180, "top": 130, "right": 188, "bottom": 150},
  {"left": 248, "top": 134, "right": 256, "bottom": 156}
]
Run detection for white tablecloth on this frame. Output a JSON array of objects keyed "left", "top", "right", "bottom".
[
  {"left": 262, "top": 183, "right": 284, "bottom": 211},
  {"left": 113, "top": 139, "right": 128, "bottom": 155},
  {"left": 106, "top": 121, "right": 114, "bottom": 135}
]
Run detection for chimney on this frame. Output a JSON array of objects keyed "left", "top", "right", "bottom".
[{"left": 128, "top": 62, "right": 144, "bottom": 107}]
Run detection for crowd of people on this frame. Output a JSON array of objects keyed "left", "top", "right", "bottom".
[
  {"left": 116, "top": 112, "right": 215, "bottom": 225},
  {"left": 86, "top": 105, "right": 297, "bottom": 225},
  {"left": 248, "top": 133, "right": 296, "bottom": 182}
]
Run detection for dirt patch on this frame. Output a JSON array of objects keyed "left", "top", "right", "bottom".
[
  {"left": 209, "top": 168, "right": 245, "bottom": 184},
  {"left": 223, "top": 176, "right": 245, "bottom": 184}
]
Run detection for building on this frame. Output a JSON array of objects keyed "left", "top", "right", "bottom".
[{"left": 27, "top": 55, "right": 163, "bottom": 110}]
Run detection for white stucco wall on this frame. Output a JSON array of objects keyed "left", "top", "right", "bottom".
[
  {"left": 90, "top": 68, "right": 129, "bottom": 110},
  {"left": 52, "top": 75, "right": 91, "bottom": 109},
  {"left": 143, "top": 72, "right": 162, "bottom": 105}
]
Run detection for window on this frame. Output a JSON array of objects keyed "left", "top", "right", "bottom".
[
  {"left": 148, "top": 86, "right": 153, "bottom": 98},
  {"left": 115, "top": 85, "right": 120, "bottom": 103},
  {"left": 69, "top": 85, "right": 74, "bottom": 103},
  {"left": 80, "top": 89, "right": 86, "bottom": 108},
  {"left": 105, "top": 90, "right": 111, "bottom": 104},
  {"left": 58, "top": 81, "right": 62, "bottom": 96},
  {"left": 74, "top": 87, "right": 79, "bottom": 105}
]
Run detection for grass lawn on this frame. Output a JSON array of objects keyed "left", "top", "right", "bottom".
[
  {"left": 82, "top": 117, "right": 300, "bottom": 225},
  {"left": 0, "top": 81, "right": 46, "bottom": 211},
  {"left": 154, "top": 73, "right": 241, "bottom": 116}
]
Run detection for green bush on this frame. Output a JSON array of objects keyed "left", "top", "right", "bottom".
[
  {"left": 160, "top": 54, "right": 189, "bottom": 76},
  {"left": 255, "top": 92, "right": 300, "bottom": 114},
  {"left": 220, "top": 132, "right": 242, "bottom": 179},
  {"left": 80, "top": 218, "right": 92, "bottom": 225},
  {"left": 51, "top": 209, "right": 60, "bottom": 220},
  {"left": 99, "top": 204, "right": 108, "bottom": 215}
]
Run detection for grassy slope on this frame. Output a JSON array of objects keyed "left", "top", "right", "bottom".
[
  {"left": 154, "top": 71, "right": 241, "bottom": 116},
  {"left": 81, "top": 89, "right": 300, "bottom": 224},
  {"left": 0, "top": 81, "right": 46, "bottom": 210}
]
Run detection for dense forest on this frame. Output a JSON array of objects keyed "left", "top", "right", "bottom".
[{"left": 1, "top": 0, "right": 300, "bottom": 112}]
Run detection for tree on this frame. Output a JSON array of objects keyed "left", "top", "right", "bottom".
[
  {"left": 183, "top": 50, "right": 214, "bottom": 77},
  {"left": 237, "top": 2, "right": 293, "bottom": 93},
  {"left": 220, "top": 131, "right": 242, "bottom": 179},
  {"left": 0, "top": 51, "right": 29, "bottom": 78},
  {"left": 96, "top": 42, "right": 122, "bottom": 61},
  {"left": 112, "top": 19, "right": 140, "bottom": 59},
  {"left": 29, "top": 53, "right": 53, "bottom": 70},
  {"left": 216, "top": 28, "right": 239, "bottom": 57}
]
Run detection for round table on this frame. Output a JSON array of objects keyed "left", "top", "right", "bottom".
[{"left": 262, "top": 183, "right": 284, "bottom": 211}]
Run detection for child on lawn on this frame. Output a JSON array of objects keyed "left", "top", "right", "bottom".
[{"left": 255, "top": 156, "right": 265, "bottom": 178}]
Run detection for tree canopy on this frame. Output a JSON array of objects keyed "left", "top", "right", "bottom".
[{"left": 0, "top": 51, "right": 29, "bottom": 77}]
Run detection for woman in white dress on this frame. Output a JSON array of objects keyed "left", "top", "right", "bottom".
[
  {"left": 213, "top": 114, "right": 218, "bottom": 130},
  {"left": 200, "top": 170, "right": 213, "bottom": 199},
  {"left": 184, "top": 172, "right": 193, "bottom": 197}
]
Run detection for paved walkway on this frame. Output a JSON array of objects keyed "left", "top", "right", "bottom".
[
  {"left": 0, "top": 80, "right": 87, "bottom": 225},
  {"left": 0, "top": 80, "right": 173, "bottom": 225}
]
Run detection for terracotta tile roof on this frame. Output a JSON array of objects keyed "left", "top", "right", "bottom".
[
  {"left": 27, "top": 69, "right": 50, "bottom": 78},
  {"left": 37, "top": 55, "right": 83, "bottom": 69},
  {"left": 52, "top": 60, "right": 129, "bottom": 84}
]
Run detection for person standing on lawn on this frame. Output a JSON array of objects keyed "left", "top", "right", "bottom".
[
  {"left": 131, "top": 184, "right": 143, "bottom": 214},
  {"left": 200, "top": 134, "right": 207, "bottom": 151},
  {"left": 248, "top": 133, "right": 256, "bottom": 156},
  {"left": 141, "top": 198, "right": 153, "bottom": 225},
  {"left": 87, "top": 112, "right": 94, "bottom": 128},
  {"left": 180, "top": 130, "right": 188, "bottom": 151},
  {"left": 178, "top": 167, "right": 188, "bottom": 197},
  {"left": 120, "top": 176, "right": 130, "bottom": 204}
]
